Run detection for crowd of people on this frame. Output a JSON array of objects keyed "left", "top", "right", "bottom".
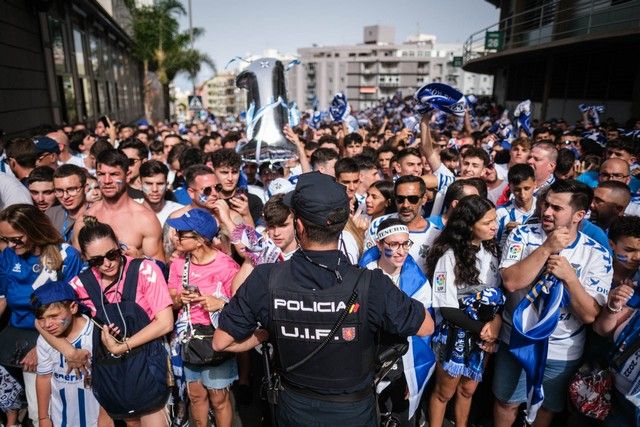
[{"left": 0, "top": 94, "right": 639, "bottom": 427}]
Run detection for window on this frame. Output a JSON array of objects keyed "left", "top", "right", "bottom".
[
  {"left": 81, "top": 78, "right": 93, "bottom": 117},
  {"left": 89, "top": 35, "right": 100, "bottom": 75},
  {"left": 73, "top": 29, "right": 86, "bottom": 76},
  {"left": 57, "top": 76, "right": 77, "bottom": 123},
  {"left": 49, "top": 18, "right": 66, "bottom": 74}
]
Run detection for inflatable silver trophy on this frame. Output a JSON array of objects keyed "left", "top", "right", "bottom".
[{"left": 236, "top": 57, "right": 299, "bottom": 164}]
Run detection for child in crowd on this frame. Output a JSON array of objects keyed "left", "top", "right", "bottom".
[
  {"left": 33, "top": 280, "right": 103, "bottom": 427},
  {"left": 495, "top": 163, "right": 537, "bottom": 245}
]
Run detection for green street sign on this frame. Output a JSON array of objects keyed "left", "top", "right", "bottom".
[
  {"left": 485, "top": 31, "right": 503, "bottom": 50},
  {"left": 452, "top": 56, "right": 463, "bottom": 67}
]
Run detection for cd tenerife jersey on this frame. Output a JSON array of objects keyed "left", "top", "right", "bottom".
[
  {"left": 499, "top": 224, "right": 612, "bottom": 361},
  {"left": 36, "top": 316, "right": 99, "bottom": 427},
  {"left": 495, "top": 199, "right": 537, "bottom": 244},
  {"left": 0, "top": 244, "right": 84, "bottom": 329},
  {"left": 431, "top": 246, "right": 501, "bottom": 324}
]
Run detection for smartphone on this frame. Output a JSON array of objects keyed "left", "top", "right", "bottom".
[
  {"left": 234, "top": 187, "right": 247, "bottom": 198},
  {"left": 89, "top": 317, "right": 124, "bottom": 341},
  {"left": 183, "top": 284, "right": 201, "bottom": 295}
]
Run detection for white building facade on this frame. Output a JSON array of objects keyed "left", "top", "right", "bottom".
[{"left": 290, "top": 26, "right": 493, "bottom": 111}]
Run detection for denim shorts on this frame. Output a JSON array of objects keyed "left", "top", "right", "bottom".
[
  {"left": 183, "top": 357, "right": 238, "bottom": 390},
  {"left": 492, "top": 345, "right": 580, "bottom": 413}
]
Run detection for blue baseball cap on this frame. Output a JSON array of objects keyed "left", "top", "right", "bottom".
[
  {"left": 31, "top": 280, "right": 90, "bottom": 314},
  {"left": 283, "top": 171, "right": 349, "bottom": 226},
  {"left": 167, "top": 208, "right": 219, "bottom": 241},
  {"left": 33, "top": 136, "right": 60, "bottom": 154}
]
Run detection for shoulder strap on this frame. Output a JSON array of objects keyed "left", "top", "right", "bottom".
[
  {"left": 122, "top": 258, "right": 144, "bottom": 302},
  {"left": 267, "top": 259, "right": 290, "bottom": 292},
  {"left": 78, "top": 269, "right": 103, "bottom": 308}
]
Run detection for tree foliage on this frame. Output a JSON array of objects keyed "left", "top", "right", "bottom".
[{"left": 128, "top": 0, "right": 214, "bottom": 84}]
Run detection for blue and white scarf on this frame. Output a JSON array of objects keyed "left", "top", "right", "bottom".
[
  {"left": 514, "top": 100, "right": 532, "bottom": 136},
  {"left": 359, "top": 247, "right": 435, "bottom": 419},
  {"left": 579, "top": 104, "right": 605, "bottom": 127},
  {"left": 611, "top": 287, "right": 640, "bottom": 407},
  {"left": 432, "top": 288, "right": 505, "bottom": 382},
  {"left": 509, "top": 274, "right": 568, "bottom": 424}
]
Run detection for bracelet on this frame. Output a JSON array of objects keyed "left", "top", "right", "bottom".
[
  {"left": 606, "top": 301, "right": 623, "bottom": 313},
  {"left": 124, "top": 340, "right": 131, "bottom": 353},
  {"left": 39, "top": 416, "right": 51, "bottom": 420}
]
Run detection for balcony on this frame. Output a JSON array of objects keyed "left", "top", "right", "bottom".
[{"left": 463, "top": 0, "right": 640, "bottom": 72}]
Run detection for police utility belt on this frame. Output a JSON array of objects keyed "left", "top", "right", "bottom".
[{"left": 265, "top": 259, "right": 374, "bottom": 403}]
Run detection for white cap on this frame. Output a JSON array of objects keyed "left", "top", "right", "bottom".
[{"left": 268, "top": 178, "right": 295, "bottom": 198}]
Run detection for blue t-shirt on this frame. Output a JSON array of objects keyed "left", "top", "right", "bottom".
[
  {"left": 0, "top": 244, "right": 84, "bottom": 329},
  {"left": 578, "top": 171, "right": 640, "bottom": 193}
]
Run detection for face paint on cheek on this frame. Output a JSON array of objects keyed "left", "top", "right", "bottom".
[
  {"left": 615, "top": 253, "right": 630, "bottom": 263},
  {"left": 59, "top": 317, "right": 71, "bottom": 328},
  {"left": 142, "top": 185, "right": 153, "bottom": 195},
  {"left": 383, "top": 248, "right": 395, "bottom": 258},
  {"left": 199, "top": 193, "right": 208, "bottom": 204},
  {"left": 114, "top": 179, "right": 125, "bottom": 187}
]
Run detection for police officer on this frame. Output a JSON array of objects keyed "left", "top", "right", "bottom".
[{"left": 213, "top": 172, "right": 434, "bottom": 426}]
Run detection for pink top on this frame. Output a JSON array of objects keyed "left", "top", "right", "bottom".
[
  {"left": 69, "top": 256, "right": 172, "bottom": 321},
  {"left": 168, "top": 252, "right": 239, "bottom": 325}
]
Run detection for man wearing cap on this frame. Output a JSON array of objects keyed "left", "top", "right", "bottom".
[
  {"left": 33, "top": 136, "right": 60, "bottom": 170},
  {"left": 214, "top": 171, "right": 434, "bottom": 426}
]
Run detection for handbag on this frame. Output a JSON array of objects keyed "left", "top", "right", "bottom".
[
  {"left": 179, "top": 254, "right": 232, "bottom": 366},
  {"left": 568, "top": 362, "right": 612, "bottom": 420}
]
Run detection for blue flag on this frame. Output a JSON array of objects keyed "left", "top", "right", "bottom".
[
  {"left": 359, "top": 247, "right": 435, "bottom": 418},
  {"left": 509, "top": 274, "right": 566, "bottom": 424}
]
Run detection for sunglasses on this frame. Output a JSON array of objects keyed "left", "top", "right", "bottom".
[
  {"left": 87, "top": 248, "right": 121, "bottom": 268},
  {"left": 395, "top": 195, "right": 422, "bottom": 204},
  {"left": 0, "top": 235, "right": 25, "bottom": 246}
]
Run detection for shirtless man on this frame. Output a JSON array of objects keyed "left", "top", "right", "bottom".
[{"left": 73, "top": 149, "right": 165, "bottom": 262}]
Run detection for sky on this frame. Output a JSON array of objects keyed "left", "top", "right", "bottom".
[{"left": 174, "top": 0, "right": 500, "bottom": 91}]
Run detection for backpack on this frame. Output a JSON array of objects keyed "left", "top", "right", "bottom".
[{"left": 79, "top": 258, "right": 170, "bottom": 419}]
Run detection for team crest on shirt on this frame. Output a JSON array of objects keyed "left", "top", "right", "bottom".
[
  {"left": 342, "top": 327, "right": 356, "bottom": 341},
  {"left": 434, "top": 273, "right": 446, "bottom": 293},
  {"left": 506, "top": 243, "right": 523, "bottom": 260}
]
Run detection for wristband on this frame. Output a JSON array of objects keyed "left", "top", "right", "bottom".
[
  {"left": 606, "top": 301, "right": 623, "bottom": 313},
  {"left": 125, "top": 340, "right": 131, "bottom": 352}
]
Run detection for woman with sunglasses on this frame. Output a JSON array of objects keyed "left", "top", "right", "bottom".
[
  {"left": 0, "top": 203, "right": 84, "bottom": 426},
  {"left": 425, "top": 195, "right": 503, "bottom": 427},
  {"left": 359, "top": 218, "right": 435, "bottom": 426},
  {"left": 40, "top": 216, "right": 174, "bottom": 426},
  {"left": 167, "top": 208, "right": 239, "bottom": 427}
]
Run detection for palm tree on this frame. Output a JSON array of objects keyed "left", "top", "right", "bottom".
[{"left": 127, "top": 0, "right": 214, "bottom": 121}]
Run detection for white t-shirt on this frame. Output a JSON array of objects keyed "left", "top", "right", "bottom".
[
  {"left": 624, "top": 194, "right": 640, "bottom": 216},
  {"left": 364, "top": 260, "right": 432, "bottom": 308},
  {"left": 487, "top": 180, "right": 508, "bottom": 205},
  {"left": 340, "top": 230, "right": 360, "bottom": 265},
  {"left": 364, "top": 213, "right": 440, "bottom": 273},
  {"left": 156, "top": 200, "right": 185, "bottom": 226},
  {"left": 36, "top": 316, "right": 100, "bottom": 427},
  {"left": 61, "top": 154, "right": 85, "bottom": 168},
  {"left": 499, "top": 224, "right": 612, "bottom": 361},
  {"left": 431, "top": 246, "right": 500, "bottom": 324},
  {"left": 428, "top": 164, "right": 456, "bottom": 217},
  {"left": 495, "top": 198, "right": 537, "bottom": 245}
]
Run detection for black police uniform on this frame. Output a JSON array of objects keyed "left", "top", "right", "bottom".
[{"left": 218, "top": 249, "right": 426, "bottom": 426}]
